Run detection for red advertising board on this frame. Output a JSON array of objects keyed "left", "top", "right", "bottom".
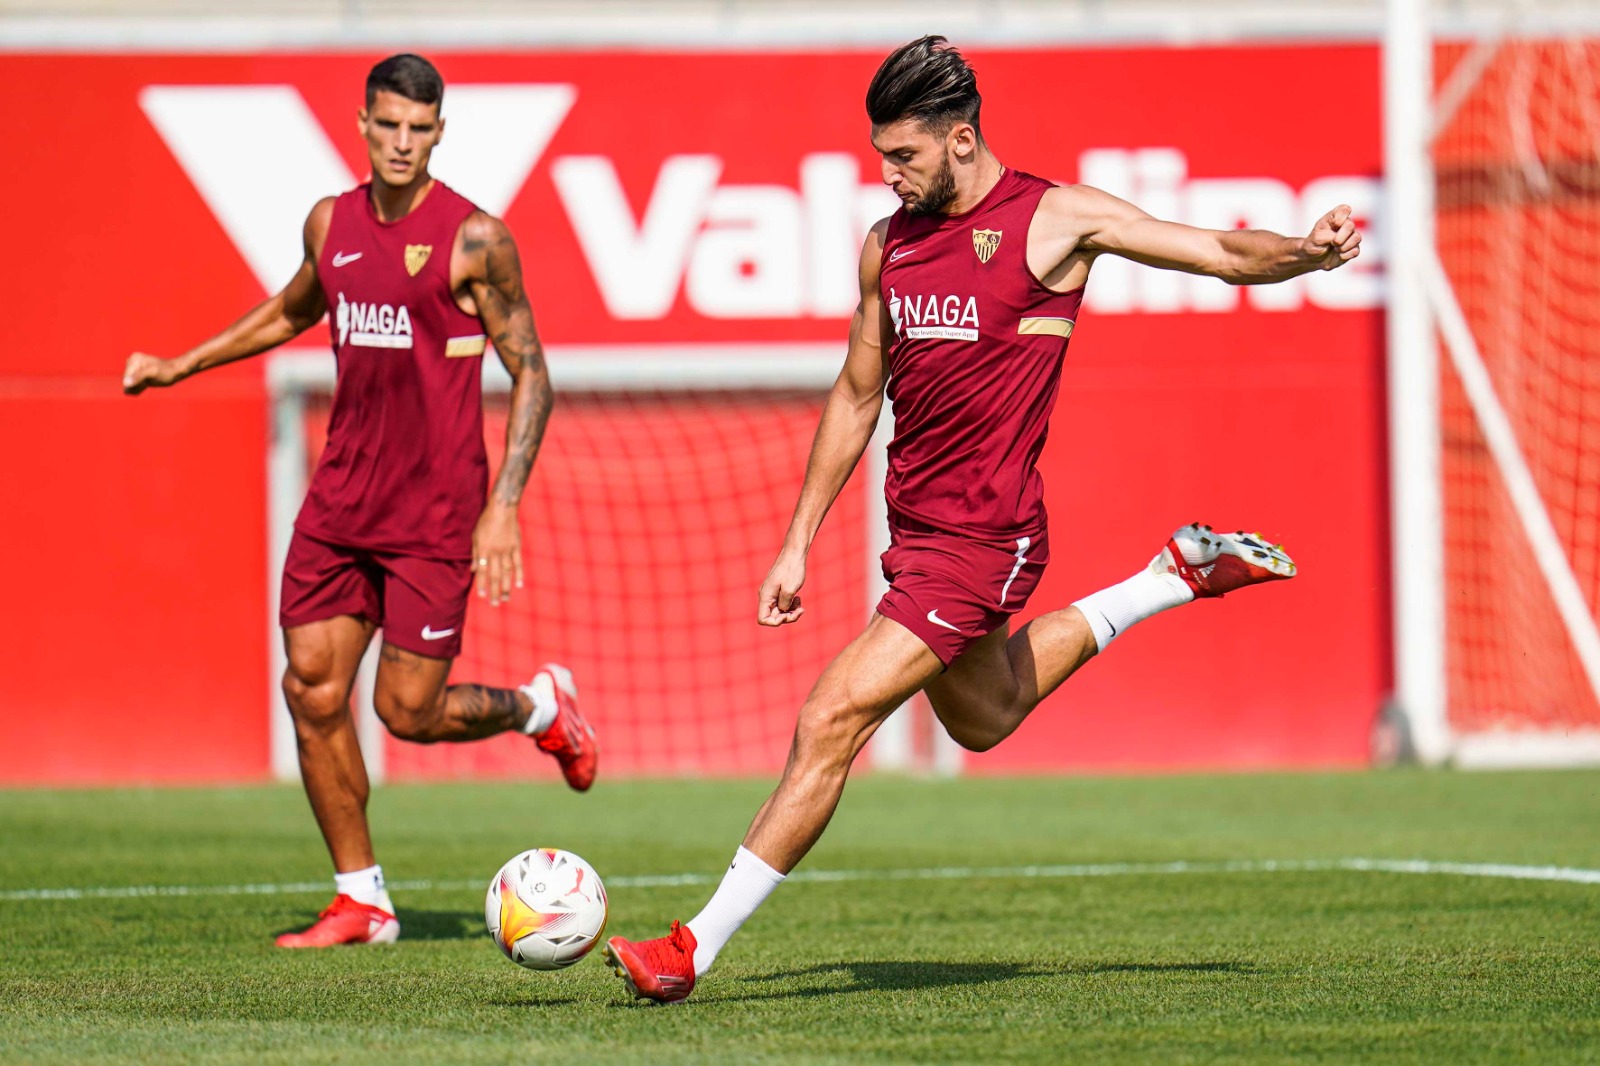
[{"left": 0, "top": 44, "right": 1387, "bottom": 783}]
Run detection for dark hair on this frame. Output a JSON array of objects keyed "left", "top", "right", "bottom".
[
  {"left": 866, "top": 35, "right": 981, "bottom": 135},
  {"left": 365, "top": 54, "right": 444, "bottom": 110}
]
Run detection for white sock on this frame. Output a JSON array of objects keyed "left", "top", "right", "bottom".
[
  {"left": 334, "top": 864, "right": 388, "bottom": 909},
  {"left": 519, "top": 674, "right": 559, "bottom": 736},
  {"left": 686, "top": 846, "right": 786, "bottom": 977},
  {"left": 1072, "top": 567, "right": 1193, "bottom": 652}
]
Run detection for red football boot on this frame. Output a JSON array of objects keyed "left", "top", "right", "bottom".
[
  {"left": 603, "top": 921, "right": 698, "bottom": 1004},
  {"left": 1156, "top": 522, "right": 1297, "bottom": 598},
  {"left": 522, "top": 663, "right": 598, "bottom": 792},
  {"left": 275, "top": 893, "right": 399, "bottom": 948}
]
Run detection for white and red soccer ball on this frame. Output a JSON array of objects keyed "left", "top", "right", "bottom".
[{"left": 485, "top": 848, "right": 609, "bottom": 969}]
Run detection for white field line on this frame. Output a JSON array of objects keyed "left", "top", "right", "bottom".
[{"left": 3, "top": 858, "right": 1600, "bottom": 904}]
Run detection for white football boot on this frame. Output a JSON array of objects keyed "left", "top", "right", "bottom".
[{"left": 1155, "top": 522, "right": 1297, "bottom": 598}]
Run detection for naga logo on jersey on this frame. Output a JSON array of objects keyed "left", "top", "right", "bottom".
[
  {"left": 335, "top": 292, "right": 415, "bottom": 350},
  {"left": 889, "top": 287, "right": 981, "bottom": 342},
  {"left": 404, "top": 244, "right": 433, "bottom": 277},
  {"left": 972, "top": 229, "right": 1002, "bottom": 264}
]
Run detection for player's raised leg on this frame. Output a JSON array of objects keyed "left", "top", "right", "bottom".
[
  {"left": 371, "top": 645, "right": 597, "bottom": 790},
  {"left": 372, "top": 549, "right": 595, "bottom": 788},
  {"left": 928, "top": 524, "right": 1297, "bottom": 752},
  {"left": 276, "top": 614, "right": 401, "bottom": 948},
  {"left": 604, "top": 614, "right": 944, "bottom": 1003}
]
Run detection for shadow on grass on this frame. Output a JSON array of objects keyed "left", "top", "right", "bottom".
[
  {"left": 715, "top": 959, "right": 1256, "bottom": 1001},
  {"left": 266, "top": 908, "right": 482, "bottom": 942},
  {"left": 487, "top": 996, "right": 583, "bottom": 1008},
  {"left": 392, "top": 908, "right": 485, "bottom": 942},
  {"left": 1074, "top": 961, "right": 1257, "bottom": 976}
]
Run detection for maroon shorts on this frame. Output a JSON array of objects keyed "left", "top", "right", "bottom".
[
  {"left": 279, "top": 530, "right": 472, "bottom": 659},
  {"left": 876, "top": 518, "right": 1050, "bottom": 666}
]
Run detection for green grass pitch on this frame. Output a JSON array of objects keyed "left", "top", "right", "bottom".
[{"left": 3, "top": 771, "right": 1599, "bottom": 1063}]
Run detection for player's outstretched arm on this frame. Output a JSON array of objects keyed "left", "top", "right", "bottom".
[
  {"left": 1038, "top": 184, "right": 1361, "bottom": 286},
  {"left": 122, "top": 199, "right": 333, "bottom": 394},
  {"left": 759, "top": 220, "right": 893, "bottom": 627},
  {"left": 461, "top": 211, "right": 553, "bottom": 606}
]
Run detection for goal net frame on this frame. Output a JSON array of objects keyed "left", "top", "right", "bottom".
[
  {"left": 264, "top": 345, "right": 962, "bottom": 783},
  {"left": 1385, "top": 0, "right": 1600, "bottom": 767}
]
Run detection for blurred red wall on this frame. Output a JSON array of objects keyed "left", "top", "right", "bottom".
[{"left": 0, "top": 44, "right": 1387, "bottom": 783}]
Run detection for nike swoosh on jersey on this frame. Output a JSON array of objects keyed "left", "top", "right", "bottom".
[
  {"left": 926, "top": 609, "right": 961, "bottom": 633},
  {"left": 331, "top": 251, "right": 363, "bottom": 267},
  {"left": 889, "top": 247, "right": 916, "bottom": 262},
  {"left": 421, "top": 625, "right": 456, "bottom": 640}
]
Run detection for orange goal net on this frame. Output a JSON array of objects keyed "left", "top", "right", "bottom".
[{"left": 1432, "top": 34, "right": 1600, "bottom": 755}]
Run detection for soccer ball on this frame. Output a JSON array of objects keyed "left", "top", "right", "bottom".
[{"left": 485, "top": 848, "right": 609, "bottom": 969}]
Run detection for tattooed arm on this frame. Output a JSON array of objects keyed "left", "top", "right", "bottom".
[{"left": 458, "top": 210, "right": 554, "bottom": 605}]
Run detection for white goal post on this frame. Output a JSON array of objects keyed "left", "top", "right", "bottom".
[
  {"left": 264, "top": 345, "right": 961, "bottom": 783},
  {"left": 1384, "top": 0, "right": 1600, "bottom": 767}
]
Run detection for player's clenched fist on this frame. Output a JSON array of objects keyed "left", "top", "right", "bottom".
[
  {"left": 1302, "top": 204, "right": 1362, "bottom": 271},
  {"left": 122, "top": 352, "right": 183, "bottom": 395},
  {"left": 758, "top": 551, "right": 807, "bottom": 626}
]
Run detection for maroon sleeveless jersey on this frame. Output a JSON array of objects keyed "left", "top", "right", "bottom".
[
  {"left": 295, "top": 181, "right": 488, "bottom": 560},
  {"left": 879, "top": 169, "right": 1083, "bottom": 542}
]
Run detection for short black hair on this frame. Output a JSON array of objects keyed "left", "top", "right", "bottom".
[
  {"left": 365, "top": 53, "right": 444, "bottom": 110},
  {"left": 866, "top": 35, "right": 981, "bottom": 136}
]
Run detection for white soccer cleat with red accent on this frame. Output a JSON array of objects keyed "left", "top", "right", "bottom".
[{"left": 1155, "top": 523, "right": 1297, "bottom": 598}]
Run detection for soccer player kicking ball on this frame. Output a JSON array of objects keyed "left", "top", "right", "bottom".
[
  {"left": 122, "top": 55, "right": 598, "bottom": 947},
  {"left": 604, "top": 35, "right": 1359, "bottom": 1002}
]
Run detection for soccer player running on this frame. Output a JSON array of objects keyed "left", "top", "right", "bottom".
[
  {"left": 604, "top": 36, "right": 1361, "bottom": 1003},
  {"left": 122, "top": 55, "right": 598, "bottom": 947}
]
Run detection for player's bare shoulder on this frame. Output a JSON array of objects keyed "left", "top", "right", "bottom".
[
  {"left": 1025, "top": 185, "right": 1111, "bottom": 292},
  {"left": 452, "top": 209, "right": 518, "bottom": 286},
  {"left": 860, "top": 216, "right": 893, "bottom": 290},
  {"left": 450, "top": 209, "right": 531, "bottom": 323},
  {"left": 303, "top": 195, "right": 338, "bottom": 268}
]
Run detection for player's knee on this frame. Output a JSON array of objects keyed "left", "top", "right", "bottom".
[
  {"left": 281, "top": 670, "right": 351, "bottom": 735},
  {"left": 945, "top": 720, "right": 1007, "bottom": 753},
  {"left": 935, "top": 700, "right": 1014, "bottom": 752},
  {"left": 929, "top": 689, "right": 1024, "bottom": 753},
  {"left": 372, "top": 688, "right": 439, "bottom": 743},
  {"left": 791, "top": 692, "right": 873, "bottom": 772}
]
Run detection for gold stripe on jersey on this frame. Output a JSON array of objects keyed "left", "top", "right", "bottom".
[
  {"left": 1018, "top": 317, "right": 1075, "bottom": 339},
  {"left": 444, "top": 335, "right": 488, "bottom": 358}
]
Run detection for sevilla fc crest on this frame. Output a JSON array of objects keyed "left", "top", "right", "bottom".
[
  {"left": 404, "top": 244, "right": 433, "bottom": 277},
  {"left": 972, "top": 229, "right": 1002, "bottom": 264}
]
